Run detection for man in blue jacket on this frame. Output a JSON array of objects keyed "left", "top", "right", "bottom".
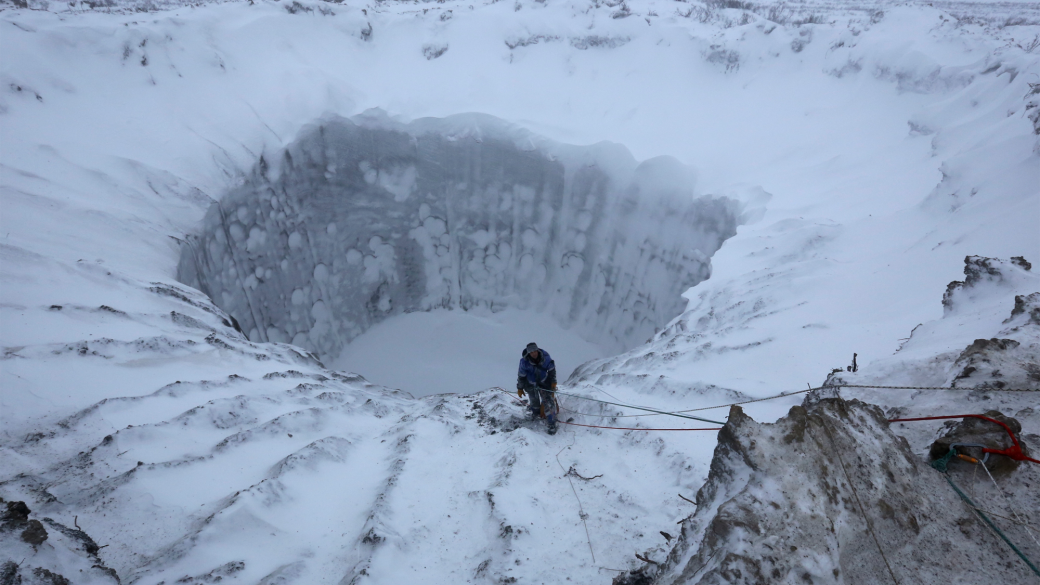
[{"left": 517, "top": 342, "right": 558, "bottom": 435}]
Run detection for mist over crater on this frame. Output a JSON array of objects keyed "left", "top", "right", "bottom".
[{"left": 178, "top": 113, "right": 740, "bottom": 361}]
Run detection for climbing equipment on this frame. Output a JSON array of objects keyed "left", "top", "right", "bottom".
[
  {"left": 890, "top": 414, "right": 1040, "bottom": 465},
  {"left": 930, "top": 448, "right": 1040, "bottom": 577},
  {"left": 905, "top": 414, "right": 1040, "bottom": 577}
]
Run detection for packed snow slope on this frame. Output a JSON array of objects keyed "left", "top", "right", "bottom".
[{"left": 2, "top": 0, "right": 1040, "bottom": 582}]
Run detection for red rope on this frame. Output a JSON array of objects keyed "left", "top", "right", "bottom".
[
  {"left": 558, "top": 420, "right": 722, "bottom": 432},
  {"left": 889, "top": 414, "right": 1040, "bottom": 465}
]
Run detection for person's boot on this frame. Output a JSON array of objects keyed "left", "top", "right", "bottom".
[{"left": 547, "top": 413, "right": 557, "bottom": 435}]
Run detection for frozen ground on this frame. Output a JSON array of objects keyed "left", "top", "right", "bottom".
[
  {"left": 1, "top": 0, "right": 1039, "bottom": 582},
  {"left": 330, "top": 307, "right": 610, "bottom": 397}
]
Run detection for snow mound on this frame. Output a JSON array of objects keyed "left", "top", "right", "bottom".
[
  {"left": 871, "top": 255, "right": 1040, "bottom": 390},
  {"left": 178, "top": 114, "right": 740, "bottom": 358}
]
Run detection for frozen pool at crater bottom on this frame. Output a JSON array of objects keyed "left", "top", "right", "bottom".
[{"left": 329, "top": 308, "right": 611, "bottom": 398}]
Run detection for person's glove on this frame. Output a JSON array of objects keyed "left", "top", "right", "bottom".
[
  {"left": 551, "top": 383, "right": 557, "bottom": 391},
  {"left": 517, "top": 387, "right": 525, "bottom": 398}
]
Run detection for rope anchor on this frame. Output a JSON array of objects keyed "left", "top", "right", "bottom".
[
  {"left": 930, "top": 448, "right": 1040, "bottom": 577},
  {"left": 891, "top": 414, "right": 1040, "bottom": 465}
]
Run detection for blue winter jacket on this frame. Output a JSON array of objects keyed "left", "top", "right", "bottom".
[{"left": 518, "top": 350, "right": 557, "bottom": 390}]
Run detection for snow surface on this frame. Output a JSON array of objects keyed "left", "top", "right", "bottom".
[
  {"left": 330, "top": 307, "right": 610, "bottom": 396},
  {"left": 2, "top": 0, "right": 1039, "bottom": 582}
]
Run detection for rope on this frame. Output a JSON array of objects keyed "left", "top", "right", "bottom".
[
  {"left": 559, "top": 388, "right": 814, "bottom": 418},
  {"left": 968, "top": 506, "right": 1040, "bottom": 530},
  {"left": 817, "top": 414, "right": 900, "bottom": 585},
  {"left": 980, "top": 460, "right": 1040, "bottom": 551},
  {"left": 931, "top": 450, "right": 1040, "bottom": 577},
  {"left": 583, "top": 384, "right": 628, "bottom": 404},
  {"left": 553, "top": 389, "right": 726, "bottom": 425},
  {"left": 558, "top": 420, "right": 722, "bottom": 432},
  {"left": 676, "top": 388, "right": 816, "bottom": 412},
  {"left": 839, "top": 384, "right": 1038, "bottom": 392},
  {"left": 493, "top": 387, "right": 720, "bottom": 431},
  {"left": 559, "top": 406, "right": 660, "bottom": 419},
  {"left": 672, "top": 384, "right": 1036, "bottom": 413},
  {"left": 555, "top": 428, "right": 596, "bottom": 563},
  {"left": 503, "top": 384, "right": 1037, "bottom": 424},
  {"left": 502, "top": 388, "right": 1040, "bottom": 463},
  {"left": 493, "top": 386, "right": 526, "bottom": 404},
  {"left": 556, "top": 383, "right": 1037, "bottom": 421}
]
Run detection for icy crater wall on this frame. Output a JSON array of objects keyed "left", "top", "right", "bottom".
[{"left": 178, "top": 114, "right": 739, "bottom": 359}]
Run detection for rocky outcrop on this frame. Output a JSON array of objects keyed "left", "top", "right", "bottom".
[
  {"left": 884, "top": 256, "right": 1040, "bottom": 390},
  {"left": 2, "top": 500, "right": 48, "bottom": 547},
  {"left": 943, "top": 255, "right": 1034, "bottom": 314},
  {"left": 616, "top": 396, "right": 1040, "bottom": 585},
  {"left": 1007, "top": 292, "right": 1040, "bottom": 328},
  {"left": 928, "top": 410, "right": 1030, "bottom": 475},
  {"left": 0, "top": 499, "right": 119, "bottom": 584},
  {"left": 946, "top": 265, "right": 1040, "bottom": 389},
  {"left": 951, "top": 337, "right": 1040, "bottom": 390}
]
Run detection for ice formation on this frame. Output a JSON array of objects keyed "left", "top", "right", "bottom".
[{"left": 178, "top": 114, "right": 738, "bottom": 359}]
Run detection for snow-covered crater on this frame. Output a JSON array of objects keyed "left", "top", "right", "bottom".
[{"left": 178, "top": 114, "right": 740, "bottom": 360}]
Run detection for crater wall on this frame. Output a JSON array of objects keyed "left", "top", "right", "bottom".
[{"left": 177, "top": 113, "right": 739, "bottom": 359}]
